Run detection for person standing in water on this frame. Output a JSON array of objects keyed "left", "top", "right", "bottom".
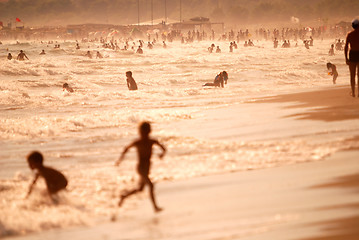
[
  {"left": 17, "top": 50, "right": 29, "bottom": 60},
  {"left": 345, "top": 19, "right": 359, "bottom": 97},
  {"left": 125, "top": 71, "right": 138, "bottom": 91},
  {"left": 115, "top": 121, "right": 166, "bottom": 212}
]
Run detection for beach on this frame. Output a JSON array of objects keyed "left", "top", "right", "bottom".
[
  {"left": 3, "top": 148, "right": 359, "bottom": 240},
  {"left": 1, "top": 38, "right": 359, "bottom": 239}
]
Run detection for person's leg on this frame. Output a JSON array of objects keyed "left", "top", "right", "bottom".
[
  {"left": 333, "top": 72, "right": 338, "bottom": 84},
  {"left": 118, "top": 179, "right": 145, "bottom": 206},
  {"left": 349, "top": 62, "right": 357, "bottom": 97},
  {"left": 144, "top": 176, "right": 162, "bottom": 212},
  {"left": 356, "top": 63, "right": 359, "bottom": 97}
]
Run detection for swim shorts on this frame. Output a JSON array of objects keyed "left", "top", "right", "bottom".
[{"left": 349, "top": 50, "right": 359, "bottom": 62}]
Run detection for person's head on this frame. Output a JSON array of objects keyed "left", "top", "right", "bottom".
[
  {"left": 63, "top": 83, "right": 69, "bottom": 88},
  {"left": 352, "top": 19, "right": 359, "bottom": 29},
  {"left": 20, "top": 50, "right": 23, "bottom": 53},
  {"left": 126, "top": 71, "right": 132, "bottom": 77},
  {"left": 139, "top": 121, "right": 151, "bottom": 138},
  {"left": 27, "top": 151, "right": 44, "bottom": 170},
  {"left": 222, "top": 71, "right": 228, "bottom": 79},
  {"left": 327, "top": 62, "right": 332, "bottom": 69}
]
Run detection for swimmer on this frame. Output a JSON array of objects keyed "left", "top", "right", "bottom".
[
  {"left": 327, "top": 62, "right": 338, "bottom": 84},
  {"left": 125, "top": 71, "right": 138, "bottom": 91},
  {"left": 86, "top": 51, "right": 92, "bottom": 59},
  {"left": 17, "top": 50, "right": 29, "bottom": 61},
  {"left": 40, "top": 50, "right": 46, "bottom": 55},
  {"left": 136, "top": 46, "right": 143, "bottom": 54},
  {"left": 216, "top": 46, "right": 221, "bottom": 53},
  {"left": 96, "top": 51, "right": 103, "bottom": 59},
  {"left": 7, "top": 53, "right": 12, "bottom": 60},
  {"left": 203, "top": 71, "right": 229, "bottom": 88},
  {"left": 344, "top": 19, "right": 359, "bottom": 97},
  {"left": 63, "top": 83, "right": 74, "bottom": 93},
  {"left": 328, "top": 44, "right": 335, "bottom": 56},
  {"left": 26, "top": 151, "right": 68, "bottom": 203}
]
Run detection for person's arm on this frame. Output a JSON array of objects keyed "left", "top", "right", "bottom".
[
  {"left": 344, "top": 34, "right": 350, "bottom": 65},
  {"left": 155, "top": 140, "right": 166, "bottom": 159},
  {"left": 115, "top": 141, "right": 135, "bottom": 166},
  {"left": 26, "top": 173, "right": 39, "bottom": 198},
  {"left": 25, "top": 54, "right": 29, "bottom": 60}
]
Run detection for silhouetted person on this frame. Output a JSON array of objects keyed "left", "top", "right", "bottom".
[
  {"left": 136, "top": 46, "right": 143, "bottom": 54},
  {"left": 115, "top": 121, "right": 166, "bottom": 212},
  {"left": 40, "top": 50, "right": 46, "bottom": 55},
  {"left": 63, "top": 83, "right": 74, "bottom": 93},
  {"left": 26, "top": 151, "right": 68, "bottom": 203},
  {"left": 327, "top": 62, "right": 338, "bottom": 84},
  {"left": 345, "top": 19, "right": 359, "bottom": 97},
  {"left": 86, "top": 51, "right": 92, "bottom": 59},
  {"left": 328, "top": 44, "right": 335, "bottom": 56},
  {"left": 125, "top": 71, "right": 138, "bottom": 91},
  {"left": 203, "top": 71, "right": 229, "bottom": 88},
  {"left": 17, "top": 50, "right": 29, "bottom": 60},
  {"left": 7, "top": 53, "right": 12, "bottom": 60},
  {"left": 96, "top": 51, "right": 103, "bottom": 59}
]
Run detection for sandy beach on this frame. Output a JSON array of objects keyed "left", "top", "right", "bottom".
[
  {"left": 3, "top": 85, "right": 358, "bottom": 240},
  {"left": 4, "top": 150, "right": 358, "bottom": 240}
]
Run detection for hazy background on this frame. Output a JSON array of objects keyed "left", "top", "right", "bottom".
[{"left": 0, "top": 0, "right": 358, "bottom": 27}]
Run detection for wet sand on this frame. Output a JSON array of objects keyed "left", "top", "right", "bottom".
[
  {"left": 5, "top": 150, "right": 359, "bottom": 240},
  {"left": 4, "top": 85, "right": 359, "bottom": 240}
]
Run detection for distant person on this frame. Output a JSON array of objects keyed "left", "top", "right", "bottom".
[
  {"left": 344, "top": 19, "right": 359, "bottom": 97},
  {"left": 40, "top": 50, "right": 46, "bottom": 55},
  {"left": 125, "top": 71, "right": 138, "bottom": 91},
  {"left": 327, "top": 62, "right": 338, "bottom": 84},
  {"left": 136, "top": 46, "right": 143, "bottom": 54},
  {"left": 203, "top": 71, "right": 228, "bottom": 88},
  {"left": 7, "top": 53, "right": 12, "bottom": 60},
  {"left": 273, "top": 38, "right": 278, "bottom": 48},
  {"left": 328, "top": 44, "right": 335, "bottom": 56},
  {"left": 76, "top": 43, "right": 80, "bottom": 49},
  {"left": 163, "top": 41, "right": 167, "bottom": 49},
  {"left": 96, "top": 51, "right": 103, "bottom": 59},
  {"left": 62, "top": 83, "right": 74, "bottom": 93},
  {"left": 17, "top": 50, "right": 29, "bottom": 61},
  {"left": 229, "top": 42, "right": 233, "bottom": 52},
  {"left": 115, "top": 121, "right": 166, "bottom": 212},
  {"left": 86, "top": 51, "right": 92, "bottom": 59},
  {"left": 216, "top": 46, "right": 221, "bottom": 53},
  {"left": 26, "top": 151, "right": 68, "bottom": 203}
]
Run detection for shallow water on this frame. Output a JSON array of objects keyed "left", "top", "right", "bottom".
[{"left": 1, "top": 38, "right": 358, "bottom": 237}]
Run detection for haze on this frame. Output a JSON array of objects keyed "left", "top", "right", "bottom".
[{"left": 0, "top": 0, "right": 358, "bottom": 27}]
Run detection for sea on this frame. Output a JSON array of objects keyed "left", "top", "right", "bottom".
[{"left": 1, "top": 37, "right": 358, "bottom": 237}]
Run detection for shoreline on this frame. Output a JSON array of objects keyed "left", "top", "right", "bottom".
[{"left": 4, "top": 149, "right": 359, "bottom": 240}]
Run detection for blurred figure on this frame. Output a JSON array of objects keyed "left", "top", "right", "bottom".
[
  {"left": 96, "top": 51, "right": 103, "bottom": 59},
  {"left": 63, "top": 83, "right": 74, "bottom": 93},
  {"left": 125, "top": 71, "right": 138, "bottom": 91},
  {"left": 7, "top": 53, "right": 12, "bottom": 60},
  {"left": 328, "top": 44, "right": 335, "bottom": 56},
  {"left": 345, "top": 19, "right": 359, "bottom": 97},
  {"left": 17, "top": 50, "right": 29, "bottom": 61},
  {"left": 115, "top": 121, "right": 166, "bottom": 212},
  {"left": 26, "top": 151, "right": 68, "bottom": 203},
  {"left": 40, "top": 50, "right": 46, "bottom": 55},
  {"left": 327, "top": 62, "right": 338, "bottom": 84}
]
